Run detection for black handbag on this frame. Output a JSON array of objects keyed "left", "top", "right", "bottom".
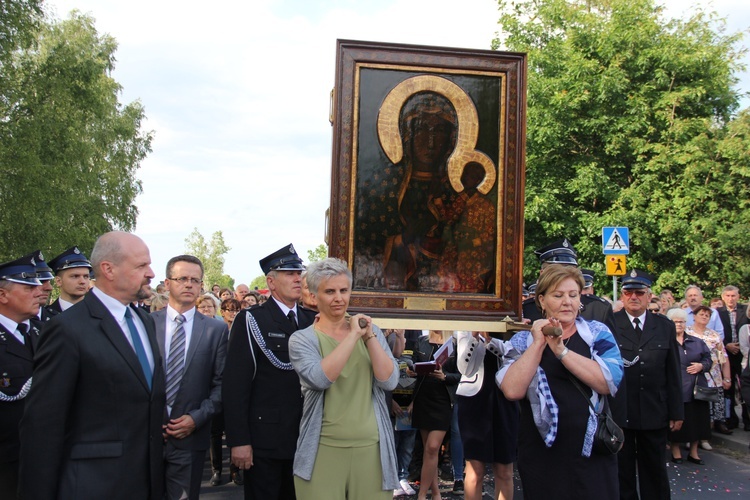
[
  {"left": 693, "top": 377, "right": 721, "bottom": 403},
  {"left": 570, "top": 376, "right": 624, "bottom": 455}
]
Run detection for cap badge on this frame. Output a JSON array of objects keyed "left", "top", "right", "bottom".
[
  {"left": 38, "top": 252, "right": 44, "bottom": 260},
  {"left": 30, "top": 257, "right": 36, "bottom": 266},
  {"left": 289, "top": 244, "right": 295, "bottom": 254},
  {"left": 562, "top": 239, "right": 569, "bottom": 248},
  {"left": 74, "top": 247, "right": 81, "bottom": 254},
  {"left": 630, "top": 270, "right": 637, "bottom": 277}
]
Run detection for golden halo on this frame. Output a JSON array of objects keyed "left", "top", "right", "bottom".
[{"left": 376, "top": 75, "right": 496, "bottom": 195}]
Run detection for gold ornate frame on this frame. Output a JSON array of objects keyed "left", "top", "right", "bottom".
[{"left": 328, "top": 40, "right": 527, "bottom": 331}]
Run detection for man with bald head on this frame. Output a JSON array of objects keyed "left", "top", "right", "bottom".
[
  {"left": 235, "top": 284, "right": 250, "bottom": 302},
  {"left": 20, "top": 231, "right": 166, "bottom": 500}
]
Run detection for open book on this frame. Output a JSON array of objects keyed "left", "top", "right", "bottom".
[{"left": 413, "top": 340, "right": 453, "bottom": 375}]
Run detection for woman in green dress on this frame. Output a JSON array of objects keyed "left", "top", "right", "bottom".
[{"left": 288, "top": 257, "right": 399, "bottom": 499}]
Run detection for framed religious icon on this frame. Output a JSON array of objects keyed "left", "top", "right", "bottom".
[{"left": 328, "top": 39, "right": 527, "bottom": 332}]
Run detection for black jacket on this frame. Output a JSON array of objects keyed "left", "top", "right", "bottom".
[
  {"left": 611, "top": 310, "right": 684, "bottom": 429},
  {"left": 222, "top": 299, "right": 316, "bottom": 459}
]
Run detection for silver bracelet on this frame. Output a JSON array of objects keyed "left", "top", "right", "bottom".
[{"left": 557, "top": 347, "right": 569, "bottom": 360}]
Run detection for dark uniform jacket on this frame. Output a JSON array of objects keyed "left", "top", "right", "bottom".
[
  {"left": 19, "top": 293, "right": 166, "bottom": 500},
  {"left": 612, "top": 310, "right": 683, "bottom": 429},
  {"left": 44, "top": 299, "right": 64, "bottom": 319},
  {"left": 222, "top": 299, "right": 316, "bottom": 459},
  {"left": 0, "top": 321, "right": 40, "bottom": 465}
]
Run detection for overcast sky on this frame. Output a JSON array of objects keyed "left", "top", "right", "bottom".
[{"left": 46, "top": 0, "right": 749, "bottom": 286}]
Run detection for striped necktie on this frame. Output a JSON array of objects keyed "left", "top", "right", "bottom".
[{"left": 166, "top": 314, "right": 186, "bottom": 408}]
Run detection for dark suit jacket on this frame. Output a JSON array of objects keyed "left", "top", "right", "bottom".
[
  {"left": 19, "top": 292, "right": 166, "bottom": 500},
  {"left": 718, "top": 304, "right": 748, "bottom": 345},
  {"left": 611, "top": 310, "right": 683, "bottom": 429},
  {"left": 44, "top": 299, "right": 64, "bottom": 319},
  {"left": 153, "top": 308, "right": 228, "bottom": 451},
  {"left": 223, "top": 299, "right": 316, "bottom": 459},
  {"left": 0, "top": 320, "right": 40, "bottom": 464}
]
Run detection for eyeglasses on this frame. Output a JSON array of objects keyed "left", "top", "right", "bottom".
[
  {"left": 222, "top": 308, "right": 240, "bottom": 313},
  {"left": 168, "top": 276, "right": 202, "bottom": 285},
  {"left": 648, "top": 307, "right": 660, "bottom": 312},
  {"left": 198, "top": 305, "right": 215, "bottom": 311},
  {"left": 622, "top": 289, "right": 647, "bottom": 297}
]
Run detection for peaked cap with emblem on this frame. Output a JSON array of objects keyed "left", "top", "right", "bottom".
[
  {"left": 534, "top": 237, "right": 578, "bottom": 266},
  {"left": 259, "top": 244, "right": 305, "bottom": 275},
  {"left": 0, "top": 254, "right": 42, "bottom": 285},
  {"left": 621, "top": 269, "right": 654, "bottom": 290},
  {"left": 581, "top": 268, "right": 595, "bottom": 288},
  {"left": 30, "top": 250, "right": 54, "bottom": 281},
  {"left": 48, "top": 246, "right": 92, "bottom": 273}
]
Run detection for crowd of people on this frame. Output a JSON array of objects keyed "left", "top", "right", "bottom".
[{"left": 2, "top": 232, "right": 750, "bottom": 500}]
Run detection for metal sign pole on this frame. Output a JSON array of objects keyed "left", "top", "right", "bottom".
[{"left": 613, "top": 276, "right": 618, "bottom": 302}]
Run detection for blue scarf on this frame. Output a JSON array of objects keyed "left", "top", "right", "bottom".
[{"left": 498, "top": 318, "right": 623, "bottom": 457}]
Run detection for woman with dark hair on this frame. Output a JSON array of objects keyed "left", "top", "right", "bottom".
[
  {"left": 498, "top": 264, "right": 623, "bottom": 499},
  {"left": 382, "top": 91, "right": 460, "bottom": 292},
  {"left": 220, "top": 298, "right": 241, "bottom": 329},
  {"left": 667, "top": 307, "right": 712, "bottom": 464},
  {"left": 288, "top": 257, "right": 399, "bottom": 499},
  {"left": 219, "top": 288, "right": 233, "bottom": 302},
  {"left": 686, "top": 305, "right": 732, "bottom": 436}
]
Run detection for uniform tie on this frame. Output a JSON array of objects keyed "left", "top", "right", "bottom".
[
  {"left": 16, "top": 323, "right": 32, "bottom": 354},
  {"left": 633, "top": 317, "right": 642, "bottom": 336},
  {"left": 166, "top": 314, "right": 186, "bottom": 408},
  {"left": 287, "top": 310, "right": 298, "bottom": 330},
  {"left": 124, "top": 307, "right": 153, "bottom": 389}
]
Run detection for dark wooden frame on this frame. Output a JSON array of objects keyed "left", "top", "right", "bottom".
[{"left": 328, "top": 39, "right": 526, "bottom": 331}]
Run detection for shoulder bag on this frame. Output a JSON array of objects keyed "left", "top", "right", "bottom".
[{"left": 569, "top": 375, "right": 624, "bottom": 455}]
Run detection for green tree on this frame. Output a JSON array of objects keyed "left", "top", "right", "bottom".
[
  {"left": 250, "top": 275, "right": 268, "bottom": 291},
  {"left": 307, "top": 244, "right": 328, "bottom": 263},
  {"left": 184, "top": 228, "right": 233, "bottom": 290},
  {"left": 494, "top": 0, "right": 748, "bottom": 294},
  {"left": 0, "top": 11, "right": 152, "bottom": 261},
  {"left": 0, "top": 0, "right": 43, "bottom": 66}
]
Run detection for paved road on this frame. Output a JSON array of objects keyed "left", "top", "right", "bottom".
[{"left": 197, "top": 441, "right": 750, "bottom": 499}]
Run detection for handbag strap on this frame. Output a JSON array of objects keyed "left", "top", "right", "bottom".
[{"left": 568, "top": 374, "right": 605, "bottom": 416}]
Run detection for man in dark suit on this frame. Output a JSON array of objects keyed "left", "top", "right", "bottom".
[
  {"left": 0, "top": 254, "right": 44, "bottom": 498},
  {"left": 45, "top": 246, "right": 92, "bottom": 317},
  {"left": 153, "top": 254, "right": 228, "bottom": 500},
  {"left": 613, "top": 270, "right": 683, "bottom": 500},
  {"left": 223, "top": 244, "right": 316, "bottom": 500},
  {"left": 717, "top": 285, "right": 749, "bottom": 430},
  {"left": 19, "top": 231, "right": 166, "bottom": 500}
]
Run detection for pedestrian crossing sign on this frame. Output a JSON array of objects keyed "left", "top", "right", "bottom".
[
  {"left": 602, "top": 227, "right": 629, "bottom": 255},
  {"left": 606, "top": 256, "right": 626, "bottom": 276}
]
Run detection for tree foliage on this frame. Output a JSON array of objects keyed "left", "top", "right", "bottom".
[
  {"left": 249, "top": 275, "right": 268, "bottom": 291},
  {"left": 494, "top": 0, "right": 749, "bottom": 295},
  {"left": 0, "top": 11, "right": 152, "bottom": 262},
  {"left": 306, "top": 244, "right": 328, "bottom": 263},
  {"left": 184, "top": 228, "right": 233, "bottom": 289}
]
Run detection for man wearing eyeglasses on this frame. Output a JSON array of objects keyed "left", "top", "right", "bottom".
[
  {"left": 153, "top": 255, "right": 228, "bottom": 500},
  {"left": 613, "top": 269, "right": 683, "bottom": 500}
]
